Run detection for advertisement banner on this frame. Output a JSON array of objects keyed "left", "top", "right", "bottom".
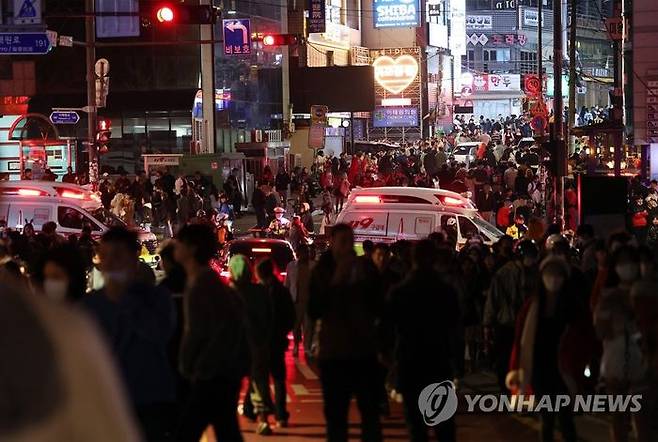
[
  {"left": 373, "top": 106, "right": 419, "bottom": 127},
  {"left": 460, "top": 73, "right": 521, "bottom": 94},
  {"left": 523, "top": 9, "right": 544, "bottom": 27},
  {"left": 466, "top": 15, "right": 492, "bottom": 30},
  {"left": 487, "top": 74, "right": 521, "bottom": 91},
  {"left": 308, "top": 0, "right": 326, "bottom": 34},
  {"left": 373, "top": 0, "right": 420, "bottom": 28}
]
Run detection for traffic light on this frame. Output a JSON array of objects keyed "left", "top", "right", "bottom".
[
  {"left": 96, "top": 118, "right": 112, "bottom": 154},
  {"left": 261, "top": 33, "right": 300, "bottom": 46},
  {"left": 153, "top": 4, "right": 216, "bottom": 24}
]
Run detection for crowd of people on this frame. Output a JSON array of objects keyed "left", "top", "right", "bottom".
[{"left": 1, "top": 209, "right": 657, "bottom": 441}]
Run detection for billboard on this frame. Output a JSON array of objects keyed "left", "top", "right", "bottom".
[
  {"left": 373, "top": 0, "right": 421, "bottom": 28},
  {"left": 290, "top": 66, "right": 375, "bottom": 112},
  {"left": 373, "top": 106, "right": 419, "bottom": 127}
]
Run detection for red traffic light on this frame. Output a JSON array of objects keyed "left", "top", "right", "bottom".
[
  {"left": 97, "top": 118, "right": 111, "bottom": 131},
  {"left": 156, "top": 6, "right": 175, "bottom": 23},
  {"left": 153, "top": 4, "right": 216, "bottom": 24},
  {"left": 261, "top": 34, "right": 299, "bottom": 47}
]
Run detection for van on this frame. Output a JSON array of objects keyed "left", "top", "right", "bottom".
[
  {"left": 335, "top": 187, "right": 503, "bottom": 247},
  {"left": 0, "top": 180, "right": 102, "bottom": 211},
  {"left": 0, "top": 196, "right": 157, "bottom": 253}
]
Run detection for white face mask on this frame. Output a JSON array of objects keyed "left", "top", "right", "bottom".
[
  {"left": 43, "top": 279, "right": 68, "bottom": 301},
  {"left": 615, "top": 263, "right": 639, "bottom": 282},
  {"left": 103, "top": 270, "right": 130, "bottom": 285}
]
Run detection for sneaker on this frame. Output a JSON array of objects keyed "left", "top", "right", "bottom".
[{"left": 257, "top": 422, "right": 273, "bottom": 435}]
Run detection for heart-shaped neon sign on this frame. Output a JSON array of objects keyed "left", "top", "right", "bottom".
[{"left": 373, "top": 54, "right": 419, "bottom": 95}]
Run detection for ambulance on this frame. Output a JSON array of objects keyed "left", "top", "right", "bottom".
[{"left": 335, "top": 187, "right": 503, "bottom": 247}]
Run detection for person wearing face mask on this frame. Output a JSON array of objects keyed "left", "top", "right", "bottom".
[
  {"left": 507, "top": 257, "right": 595, "bottom": 442},
  {"left": 33, "top": 244, "right": 86, "bottom": 303},
  {"left": 484, "top": 239, "right": 540, "bottom": 392},
  {"left": 594, "top": 245, "right": 650, "bottom": 442},
  {"left": 82, "top": 227, "right": 176, "bottom": 441}
]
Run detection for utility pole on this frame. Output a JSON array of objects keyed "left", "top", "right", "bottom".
[
  {"left": 85, "top": 0, "right": 98, "bottom": 185},
  {"left": 567, "top": 0, "right": 577, "bottom": 154},
  {"left": 200, "top": 0, "right": 215, "bottom": 153},
  {"left": 537, "top": 0, "right": 543, "bottom": 97},
  {"left": 553, "top": 0, "right": 566, "bottom": 225}
]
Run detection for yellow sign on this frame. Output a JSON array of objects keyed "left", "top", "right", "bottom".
[{"left": 372, "top": 54, "right": 419, "bottom": 95}]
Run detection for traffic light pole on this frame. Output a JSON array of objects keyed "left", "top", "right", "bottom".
[
  {"left": 553, "top": 0, "right": 566, "bottom": 226},
  {"left": 85, "top": 0, "right": 98, "bottom": 186},
  {"left": 200, "top": 0, "right": 215, "bottom": 154}
]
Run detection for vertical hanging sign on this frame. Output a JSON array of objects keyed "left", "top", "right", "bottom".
[{"left": 308, "top": 0, "right": 326, "bottom": 34}]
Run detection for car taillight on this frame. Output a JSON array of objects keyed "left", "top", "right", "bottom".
[
  {"left": 252, "top": 248, "right": 272, "bottom": 253},
  {"left": 354, "top": 195, "right": 381, "bottom": 204}
]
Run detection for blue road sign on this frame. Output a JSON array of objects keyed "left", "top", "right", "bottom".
[
  {"left": 0, "top": 33, "right": 50, "bottom": 55},
  {"left": 223, "top": 19, "right": 251, "bottom": 56},
  {"left": 50, "top": 111, "right": 80, "bottom": 125}
]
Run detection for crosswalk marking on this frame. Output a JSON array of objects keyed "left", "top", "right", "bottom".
[
  {"left": 295, "top": 361, "right": 319, "bottom": 380},
  {"left": 291, "top": 384, "right": 310, "bottom": 395}
]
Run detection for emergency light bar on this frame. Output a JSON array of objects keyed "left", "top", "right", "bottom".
[
  {"left": 354, "top": 195, "right": 381, "bottom": 204},
  {"left": 17, "top": 189, "right": 44, "bottom": 196},
  {"left": 60, "top": 190, "right": 85, "bottom": 200}
]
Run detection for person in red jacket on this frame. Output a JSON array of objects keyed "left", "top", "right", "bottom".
[
  {"left": 630, "top": 194, "right": 649, "bottom": 243},
  {"left": 496, "top": 198, "right": 513, "bottom": 230},
  {"left": 507, "top": 257, "right": 597, "bottom": 442}
]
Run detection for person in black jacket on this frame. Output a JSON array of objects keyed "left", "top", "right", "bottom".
[
  {"left": 382, "top": 240, "right": 460, "bottom": 442},
  {"left": 308, "top": 224, "right": 383, "bottom": 442},
  {"left": 256, "top": 258, "right": 296, "bottom": 428},
  {"left": 252, "top": 183, "right": 268, "bottom": 228}
]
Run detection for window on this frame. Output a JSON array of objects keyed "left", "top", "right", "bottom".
[
  {"left": 483, "top": 49, "right": 510, "bottom": 73},
  {"left": 462, "top": 50, "right": 475, "bottom": 71},
  {"left": 458, "top": 216, "right": 479, "bottom": 240},
  {"left": 441, "top": 214, "right": 458, "bottom": 237},
  {"left": 520, "top": 51, "right": 538, "bottom": 74},
  {"left": 415, "top": 216, "right": 433, "bottom": 235},
  {"left": 466, "top": 0, "right": 493, "bottom": 10},
  {"left": 519, "top": 0, "right": 553, "bottom": 7},
  {"left": 58, "top": 207, "right": 100, "bottom": 231}
]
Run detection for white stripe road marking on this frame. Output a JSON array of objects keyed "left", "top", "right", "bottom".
[
  {"left": 291, "top": 384, "right": 322, "bottom": 396},
  {"left": 295, "top": 361, "right": 319, "bottom": 380},
  {"left": 291, "top": 384, "right": 310, "bottom": 395}
]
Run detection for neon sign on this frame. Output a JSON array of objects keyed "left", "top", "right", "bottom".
[{"left": 372, "top": 54, "right": 419, "bottom": 94}]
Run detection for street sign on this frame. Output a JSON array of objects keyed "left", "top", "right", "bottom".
[
  {"left": 49, "top": 110, "right": 80, "bottom": 125},
  {"left": 14, "top": 0, "right": 42, "bottom": 25},
  {"left": 309, "top": 105, "right": 328, "bottom": 149},
  {"left": 222, "top": 19, "right": 251, "bottom": 56},
  {"left": 0, "top": 33, "right": 50, "bottom": 55},
  {"left": 524, "top": 74, "right": 541, "bottom": 97}
]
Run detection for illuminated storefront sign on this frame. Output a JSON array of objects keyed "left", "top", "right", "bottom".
[
  {"left": 372, "top": 54, "right": 419, "bottom": 94},
  {"left": 373, "top": 0, "right": 420, "bottom": 28},
  {"left": 373, "top": 106, "right": 419, "bottom": 127}
]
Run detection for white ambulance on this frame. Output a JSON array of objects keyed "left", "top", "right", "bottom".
[{"left": 335, "top": 187, "right": 503, "bottom": 247}]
